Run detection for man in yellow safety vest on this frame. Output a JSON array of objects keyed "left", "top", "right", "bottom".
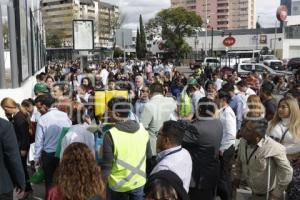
[{"left": 101, "top": 97, "right": 149, "bottom": 200}]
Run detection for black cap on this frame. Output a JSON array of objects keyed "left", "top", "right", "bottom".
[{"left": 144, "top": 170, "right": 189, "bottom": 200}]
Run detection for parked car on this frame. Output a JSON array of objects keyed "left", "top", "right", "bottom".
[
  {"left": 237, "top": 63, "right": 291, "bottom": 78},
  {"left": 287, "top": 57, "right": 300, "bottom": 73},
  {"left": 189, "top": 59, "right": 203, "bottom": 70},
  {"left": 259, "top": 55, "right": 285, "bottom": 71}
]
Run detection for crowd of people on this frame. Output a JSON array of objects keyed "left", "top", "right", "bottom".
[{"left": 0, "top": 58, "right": 300, "bottom": 200}]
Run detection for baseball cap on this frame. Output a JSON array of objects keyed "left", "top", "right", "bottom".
[
  {"left": 187, "top": 78, "right": 198, "bottom": 85},
  {"left": 34, "top": 83, "right": 50, "bottom": 94}
]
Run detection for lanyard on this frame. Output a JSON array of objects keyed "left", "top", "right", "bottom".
[
  {"left": 245, "top": 145, "right": 259, "bottom": 165},
  {"left": 157, "top": 148, "right": 182, "bottom": 163}
]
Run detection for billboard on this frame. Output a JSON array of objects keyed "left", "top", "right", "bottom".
[{"left": 73, "top": 20, "right": 94, "bottom": 50}]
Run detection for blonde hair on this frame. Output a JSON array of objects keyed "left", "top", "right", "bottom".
[
  {"left": 268, "top": 96, "right": 300, "bottom": 139},
  {"left": 246, "top": 95, "right": 265, "bottom": 118},
  {"left": 1, "top": 97, "right": 18, "bottom": 109}
]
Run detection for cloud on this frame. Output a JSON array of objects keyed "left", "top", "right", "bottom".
[
  {"left": 104, "top": 0, "right": 281, "bottom": 29},
  {"left": 102, "top": 0, "right": 170, "bottom": 29},
  {"left": 257, "top": 0, "right": 280, "bottom": 27}
]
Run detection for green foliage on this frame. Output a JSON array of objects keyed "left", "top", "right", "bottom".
[
  {"left": 136, "top": 28, "right": 141, "bottom": 59},
  {"left": 139, "top": 14, "right": 147, "bottom": 58},
  {"left": 113, "top": 47, "right": 124, "bottom": 58},
  {"left": 146, "top": 7, "right": 202, "bottom": 58},
  {"left": 46, "top": 32, "right": 63, "bottom": 48},
  {"left": 2, "top": 21, "right": 9, "bottom": 49}
]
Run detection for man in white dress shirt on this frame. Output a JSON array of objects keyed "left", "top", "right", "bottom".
[
  {"left": 216, "top": 90, "right": 237, "bottom": 200},
  {"left": 150, "top": 120, "right": 192, "bottom": 192}
]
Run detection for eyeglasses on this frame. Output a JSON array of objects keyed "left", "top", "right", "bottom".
[{"left": 141, "top": 90, "right": 149, "bottom": 93}]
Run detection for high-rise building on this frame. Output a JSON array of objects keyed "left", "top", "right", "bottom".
[
  {"left": 41, "top": 0, "right": 119, "bottom": 48},
  {"left": 281, "top": 0, "right": 292, "bottom": 15},
  {"left": 171, "top": 0, "right": 256, "bottom": 30},
  {"left": 291, "top": 0, "right": 300, "bottom": 15}
]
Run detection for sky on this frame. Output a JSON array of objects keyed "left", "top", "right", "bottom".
[
  {"left": 103, "top": 0, "right": 281, "bottom": 29},
  {"left": 1, "top": 0, "right": 281, "bottom": 29}
]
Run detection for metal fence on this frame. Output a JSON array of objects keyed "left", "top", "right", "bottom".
[{"left": 0, "top": 0, "right": 46, "bottom": 89}]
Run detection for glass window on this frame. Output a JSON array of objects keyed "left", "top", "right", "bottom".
[
  {"left": 255, "top": 65, "right": 265, "bottom": 72},
  {"left": 241, "top": 64, "right": 252, "bottom": 71}
]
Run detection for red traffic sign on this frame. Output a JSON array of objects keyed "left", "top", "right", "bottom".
[
  {"left": 276, "top": 5, "right": 288, "bottom": 22},
  {"left": 223, "top": 36, "right": 236, "bottom": 47}
]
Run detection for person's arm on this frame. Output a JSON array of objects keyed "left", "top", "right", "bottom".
[
  {"left": 140, "top": 104, "right": 153, "bottom": 129},
  {"left": 220, "top": 110, "right": 237, "bottom": 153},
  {"left": 15, "top": 116, "right": 30, "bottom": 153},
  {"left": 270, "top": 148, "right": 293, "bottom": 198},
  {"left": 34, "top": 122, "right": 44, "bottom": 162},
  {"left": 2, "top": 121, "right": 26, "bottom": 190},
  {"left": 236, "top": 99, "right": 244, "bottom": 131},
  {"left": 101, "top": 132, "right": 114, "bottom": 182}
]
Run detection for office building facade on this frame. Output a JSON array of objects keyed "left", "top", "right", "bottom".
[
  {"left": 171, "top": 0, "right": 256, "bottom": 30},
  {"left": 41, "top": 0, "right": 119, "bottom": 48}
]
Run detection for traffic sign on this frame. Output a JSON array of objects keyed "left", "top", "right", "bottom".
[
  {"left": 223, "top": 36, "right": 236, "bottom": 47},
  {"left": 276, "top": 5, "right": 288, "bottom": 22}
]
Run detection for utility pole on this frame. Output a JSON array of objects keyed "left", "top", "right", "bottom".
[
  {"left": 211, "top": 27, "right": 214, "bottom": 57},
  {"left": 274, "top": 20, "right": 278, "bottom": 56},
  {"left": 122, "top": 30, "right": 126, "bottom": 61}
]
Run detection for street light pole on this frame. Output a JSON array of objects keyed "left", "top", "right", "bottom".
[{"left": 274, "top": 20, "right": 278, "bottom": 56}]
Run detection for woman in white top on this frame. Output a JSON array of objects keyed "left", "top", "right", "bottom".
[{"left": 267, "top": 96, "right": 300, "bottom": 200}]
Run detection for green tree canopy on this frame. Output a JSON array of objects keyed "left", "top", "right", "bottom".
[
  {"left": 136, "top": 28, "right": 141, "bottom": 59},
  {"left": 46, "top": 31, "right": 63, "bottom": 48},
  {"left": 139, "top": 14, "right": 147, "bottom": 58},
  {"left": 2, "top": 21, "right": 9, "bottom": 49},
  {"left": 146, "top": 7, "right": 202, "bottom": 58}
]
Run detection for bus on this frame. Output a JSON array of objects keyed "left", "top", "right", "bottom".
[{"left": 221, "top": 50, "right": 260, "bottom": 68}]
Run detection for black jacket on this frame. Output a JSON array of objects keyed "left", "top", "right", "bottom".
[
  {"left": 181, "top": 119, "right": 222, "bottom": 189},
  {"left": 11, "top": 112, "right": 30, "bottom": 151},
  {"left": 0, "top": 118, "right": 25, "bottom": 194}
]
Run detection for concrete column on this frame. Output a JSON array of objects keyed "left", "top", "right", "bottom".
[{"left": 7, "top": 3, "right": 19, "bottom": 88}]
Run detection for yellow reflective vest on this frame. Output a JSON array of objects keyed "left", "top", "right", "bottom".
[
  {"left": 108, "top": 124, "right": 149, "bottom": 192},
  {"left": 179, "top": 91, "right": 191, "bottom": 117}
]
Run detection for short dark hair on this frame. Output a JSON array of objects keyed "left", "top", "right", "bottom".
[
  {"left": 161, "top": 120, "right": 185, "bottom": 145},
  {"left": 53, "top": 83, "right": 65, "bottom": 92},
  {"left": 35, "top": 95, "right": 55, "bottom": 108},
  {"left": 243, "top": 119, "right": 268, "bottom": 138},
  {"left": 205, "top": 81, "right": 214, "bottom": 91},
  {"left": 198, "top": 97, "right": 216, "bottom": 117},
  {"left": 218, "top": 89, "right": 231, "bottom": 103},
  {"left": 21, "top": 98, "right": 35, "bottom": 107},
  {"left": 150, "top": 83, "right": 164, "bottom": 94},
  {"left": 237, "top": 80, "right": 248, "bottom": 87},
  {"left": 107, "top": 97, "right": 131, "bottom": 118},
  {"left": 222, "top": 83, "right": 235, "bottom": 92},
  {"left": 261, "top": 81, "right": 274, "bottom": 96}
]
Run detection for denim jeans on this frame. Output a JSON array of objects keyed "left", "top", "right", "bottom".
[{"left": 108, "top": 186, "right": 144, "bottom": 200}]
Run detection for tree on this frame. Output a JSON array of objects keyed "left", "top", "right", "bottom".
[
  {"left": 139, "top": 14, "right": 147, "bottom": 58},
  {"left": 2, "top": 21, "right": 9, "bottom": 49},
  {"left": 113, "top": 47, "right": 124, "bottom": 58},
  {"left": 256, "top": 22, "right": 262, "bottom": 29},
  {"left": 136, "top": 28, "right": 141, "bottom": 59},
  {"left": 146, "top": 7, "right": 202, "bottom": 59},
  {"left": 46, "top": 32, "right": 63, "bottom": 48}
]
